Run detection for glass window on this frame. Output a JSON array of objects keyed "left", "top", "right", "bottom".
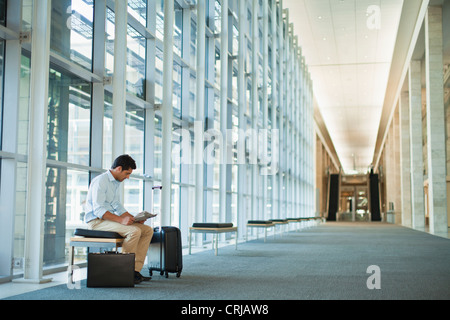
[
  {"left": 17, "top": 55, "right": 31, "bottom": 155},
  {"left": 155, "top": 0, "right": 164, "bottom": 41},
  {"left": 173, "top": 62, "right": 182, "bottom": 118},
  {"left": 154, "top": 115, "right": 162, "bottom": 181},
  {"left": 171, "top": 184, "right": 180, "bottom": 227},
  {"left": 155, "top": 47, "right": 163, "bottom": 104},
  {"left": 10, "top": 54, "right": 32, "bottom": 275},
  {"left": 189, "top": 74, "right": 196, "bottom": 122},
  {"left": 105, "top": 9, "right": 146, "bottom": 100},
  {"left": 102, "top": 94, "right": 145, "bottom": 174},
  {"left": 105, "top": 7, "right": 115, "bottom": 76},
  {"left": 13, "top": 162, "right": 28, "bottom": 275},
  {"left": 174, "top": 5, "right": 182, "bottom": 57},
  {"left": 50, "top": 0, "right": 94, "bottom": 71},
  {"left": 44, "top": 167, "right": 89, "bottom": 267},
  {"left": 214, "top": 0, "right": 221, "bottom": 32},
  {"left": 127, "top": 25, "right": 146, "bottom": 100},
  {"left": 214, "top": 42, "right": 221, "bottom": 85},
  {"left": 190, "top": 19, "right": 197, "bottom": 67},
  {"left": 172, "top": 124, "right": 181, "bottom": 183},
  {"left": 22, "top": 0, "right": 33, "bottom": 32},
  {"left": 47, "top": 68, "right": 92, "bottom": 166},
  {"left": 128, "top": 0, "right": 147, "bottom": 27},
  {"left": 103, "top": 90, "right": 113, "bottom": 169},
  {"left": 124, "top": 178, "right": 144, "bottom": 214},
  {"left": 125, "top": 101, "right": 145, "bottom": 175}
]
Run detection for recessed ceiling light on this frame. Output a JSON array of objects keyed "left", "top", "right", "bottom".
[
  {"left": 323, "top": 37, "right": 327, "bottom": 41},
  {"left": 318, "top": 16, "right": 323, "bottom": 20}
]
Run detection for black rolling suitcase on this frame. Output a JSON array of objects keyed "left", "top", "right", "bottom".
[
  {"left": 148, "top": 226, "right": 183, "bottom": 278},
  {"left": 148, "top": 186, "right": 183, "bottom": 278}
]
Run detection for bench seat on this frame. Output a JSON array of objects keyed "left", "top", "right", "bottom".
[
  {"left": 246, "top": 220, "right": 275, "bottom": 242},
  {"left": 189, "top": 223, "right": 238, "bottom": 256}
]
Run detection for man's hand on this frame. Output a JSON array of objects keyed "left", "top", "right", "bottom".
[
  {"left": 101, "top": 211, "right": 136, "bottom": 225},
  {"left": 120, "top": 212, "right": 135, "bottom": 225}
]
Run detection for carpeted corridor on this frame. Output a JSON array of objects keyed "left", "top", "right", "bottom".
[{"left": 4, "top": 222, "right": 450, "bottom": 300}]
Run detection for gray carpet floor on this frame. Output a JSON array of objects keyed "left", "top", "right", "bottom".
[{"left": 4, "top": 222, "right": 450, "bottom": 300}]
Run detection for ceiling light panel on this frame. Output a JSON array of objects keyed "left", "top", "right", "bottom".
[{"left": 285, "top": 0, "right": 404, "bottom": 173}]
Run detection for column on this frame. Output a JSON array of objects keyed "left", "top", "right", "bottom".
[
  {"left": 112, "top": 0, "right": 127, "bottom": 160},
  {"left": 161, "top": 0, "right": 174, "bottom": 226},
  {"left": 237, "top": 0, "right": 247, "bottom": 233},
  {"left": 409, "top": 60, "right": 425, "bottom": 230},
  {"left": 262, "top": 0, "right": 268, "bottom": 219},
  {"left": 0, "top": 0, "right": 22, "bottom": 279},
  {"left": 394, "top": 106, "right": 402, "bottom": 224},
  {"left": 277, "top": 0, "right": 284, "bottom": 219},
  {"left": 424, "top": 6, "right": 447, "bottom": 235},
  {"left": 195, "top": 0, "right": 206, "bottom": 230},
  {"left": 270, "top": 0, "right": 278, "bottom": 219},
  {"left": 219, "top": 0, "right": 228, "bottom": 223},
  {"left": 21, "top": 0, "right": 52, "bottom": 283},
  {"left": 251, "top": 0, "right": 259, "bottom": 220},
  {"left": 144, "top": 0, "right": 156, "bottom": 211},
  {"left": 385, "top": 124, "right": 394, "bottom": 215},
  {"left": 399, "top": 91, "right": 412, "bottom": 227},
  {"left": 91, "top": 0, "right": 106, "bottom": 170}
]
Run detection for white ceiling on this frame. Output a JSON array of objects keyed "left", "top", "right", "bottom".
[{"left": 284, "top": 0, "right": 404, "bottom": 173}]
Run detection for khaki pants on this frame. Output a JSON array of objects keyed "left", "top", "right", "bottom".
[{"left": 88, "top": 219, "right": 153, "bottom": 272}]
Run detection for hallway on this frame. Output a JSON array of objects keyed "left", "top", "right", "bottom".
[{"left": 3, "top": 222, "right": 450, "bottom": 301}]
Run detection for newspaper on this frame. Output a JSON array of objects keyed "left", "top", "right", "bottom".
[{"left": 134, "top": 211, "right": 158, "bottom": 222}]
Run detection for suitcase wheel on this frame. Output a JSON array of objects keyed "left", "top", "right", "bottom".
[{"left": 176, "top": 272, "right": 181, "bottom": 278}]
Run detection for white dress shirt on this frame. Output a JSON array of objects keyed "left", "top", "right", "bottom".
[{"left": 84, "top": 170, "right": 127, "bottom": 223}]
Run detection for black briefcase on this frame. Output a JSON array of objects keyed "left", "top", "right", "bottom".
[{"left": 87, "top": 252, "right": 135, "bottom": 288}]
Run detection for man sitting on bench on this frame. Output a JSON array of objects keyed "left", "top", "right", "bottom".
[{"left": 84, "top": 154, "right": 153, "bottom": 284}]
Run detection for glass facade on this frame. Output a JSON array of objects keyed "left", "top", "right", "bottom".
[
  {"left": 50, "top": 0, "right": 94, "bottom": 71},
  {"left": 0, "top": 0, "right": 315, "bottom": 282}
]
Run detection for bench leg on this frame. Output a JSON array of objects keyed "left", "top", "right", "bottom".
[
  {"left": 189, "top": 230, "right": 192, "bottom": 255},
  {"left": 235, "top": 231, "right": 238, "bottom": 250},
  {"left": 69, "top": 246, "right": 75, "bottom": 284},
  {"left": 214, "top": 233, "right": 218, "bottom": 256}
]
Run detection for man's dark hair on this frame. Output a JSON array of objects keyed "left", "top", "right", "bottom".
[{"left": 112, "top": 154, "right": 137, "bottom": 171}]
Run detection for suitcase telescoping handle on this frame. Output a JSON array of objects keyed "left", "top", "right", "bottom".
[{"left": 152, "top": 186, "right": 162, "bottom": 231}]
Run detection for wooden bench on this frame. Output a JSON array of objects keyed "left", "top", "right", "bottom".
[
  {"left": 299, "top": 217, "right": 322, "bottom": 227},
  {"left": 246, "top": 220, "right": 275, "bottom": 242},
  {"left": 69, "top": 229, "right": 124, "bottom": 283},
  {"left": 269, "top": 219, "right": 289, "bottom": 236},
  {"left": 189, "top": 223, "right": 238, "bottom": 256},
  {"left": 286, "top": 218, "right": 302, "bottom": 231}
]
